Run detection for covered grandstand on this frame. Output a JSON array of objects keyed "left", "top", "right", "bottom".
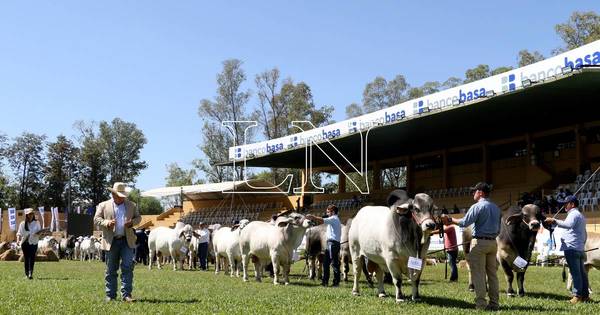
[{"left": 141, "top": 40, "right": 600, "bottom": 230}]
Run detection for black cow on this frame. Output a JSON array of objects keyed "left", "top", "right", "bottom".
[
  {"left": 135, "top": 229, "right": 149, "bottom": 265},
  {"left": 497, "top": 204, "right": 549, "bottom": 297},
  {"left": 59, "top": 235, "right": 76, "bottom": 259}
]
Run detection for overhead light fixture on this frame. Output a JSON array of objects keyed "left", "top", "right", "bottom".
[
  {"left": 561, "top": 66, "right": 573, "bottom": 75},
  {"left": 420, "top": 107, "right": 430, "bottom": 114},
  {"left": 485, "top": 90, "right": 495, "bottom": 97},
  {"left": 521, "top": 79, "right": 532, "bottom": 87}
]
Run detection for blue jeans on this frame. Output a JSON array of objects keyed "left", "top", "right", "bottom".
[
  {"left": 447, "top": 250, "right": 458, "bottom": 281},
  {"left": 198, "top": 242, "right": 209, "bottom": 270},
  {"left": 105, "top": 238, "right": 135, "bottom": 299},
  {"left": 323, "top": 241, "right": 340, "bottom": 286},
  {"left": 564, "top": 249, "right": 589, "bottom": 298}
]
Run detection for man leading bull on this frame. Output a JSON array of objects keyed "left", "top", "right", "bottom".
[
  {"left": 443, "top": 182, "right": 501, "bottom": 311},
  {"left": 545, "top": 195, "right": 590, "bottom": 304},
  {"left": 307, "top": 204, "right": 342, "bottom": 287}
]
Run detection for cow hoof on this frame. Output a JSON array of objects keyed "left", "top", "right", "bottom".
[
  {"left": 352, "top": 291, "right": 360, "bottom": 296},
  {"left": 395, "top": 298, "right": 405, "bottom": 303},
  {"left": 518, "top": 292, "right": 525, "bottom": 297},
  {"left": 284, "top": 282, "right": 290, "bottom": 286},
  {"left": 507, "top": 292, "right": 515, "bottom": 297},
  {"left": 378, "top": 293, "right": 387, "bottom": 298},
  {"left": 274, "top": 282, "right": 280, "bottom": 286},
  {"left": 412, "top": 296, "right": 421, "bottom": 302}
]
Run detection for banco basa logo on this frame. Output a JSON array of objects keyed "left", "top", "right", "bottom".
[{"left": 501, "top": 74, "right": 516, "bottom": 92}]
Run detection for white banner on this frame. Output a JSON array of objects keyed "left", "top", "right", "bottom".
[
  {"left": 8, "top": 207, "right": 17, "bottom": 231},
  {"left": 76, "top": 206, "right": 80, "bottom": 214},
  {"left": 229, "top": 40, "right": 600, "bottom": 161},
  {"left": 50, "top": 207, "right": 59, "bottom": 232},
  {"left": 38, "top": 206, "right": 45, "bottom": 228}
]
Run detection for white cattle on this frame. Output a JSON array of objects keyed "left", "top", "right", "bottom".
[
  {"left": 239, "top": 213, "right": 313, "bottom": 285},
  {"left": 188, "top": 233, "right": 200, "bottom": 270},
  {"left": 213, "top": 219, "right": 250, "bottom": 276},
  {"left": 80, "top": 236, "right": 100, "bottom": 261},
  {"left": 74, "top": 236, "right": 83, "bottom": 261},
  {"left": 37, "top": 236, "right": 59, "bottom": 255},
  {"left": 349, "top": 191, "right": 436, "bottom": 302},
  {"left": 148, "top": 222, "right": 196, "bottom": 271}
]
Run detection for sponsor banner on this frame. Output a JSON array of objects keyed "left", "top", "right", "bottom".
[
  {"left": 51, "top": 207, "right": 60, "bottom": 232},
  {"left": 38, "top": 206, "right": 45, "bottom": 228},
  {"left": 8, "top": 207, "right": 17, "bottom": 231},
  {"left": 229, "top": 40, "right": 600, "bottom": 161}
]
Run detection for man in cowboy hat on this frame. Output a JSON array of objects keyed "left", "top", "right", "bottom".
[{"left": 94, "top": 182, "right": 141, "bottom": 303}]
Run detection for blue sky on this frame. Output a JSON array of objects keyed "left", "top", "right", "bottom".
[{"left": 0, "top": 1, "right": 598, "bottom": 190}]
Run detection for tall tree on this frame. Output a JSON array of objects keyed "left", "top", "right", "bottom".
[
  {"left": 517, "top": 50, "right": 545, "bottom": 67},
  {"left": 45, "top": 135, "right": 80, "bottom": 208},
  {"left": 198, "top": 59, "right": 252, "bottom": 181},
  {"left": 165, "top": 162, "right": 197, "bottom": 187},
  {"left": 345, "top": 102, "right": 363, "bottom": 118},
  {"left": 555, "top": 11, "right": 600, "bottom": 52},
  {"left": 420, "top": 81, "right": 441, "bottom": 96},
  {"left": 76, "top": 121, "right": 109, "bottom": 207},
  {"left": 362, "top": 75, "right": 409, "bottom": 113},
  {"left": 464, "top": 64, "right": 491, "bottom": 83},
  {"left": 491, "top": 66, "right": 513, "bottom": 75},
  {"left": 6, "top": 132, "right": 47, "bottom": 209},
  {"left": 98, "top": 118, "right": 148, "bottom": 184},
  {"left": 194, "top": 122, "right": 233, "bottom": 183},
  {"left": 441, "top": 77, "right": 463, "bottom": 89}
]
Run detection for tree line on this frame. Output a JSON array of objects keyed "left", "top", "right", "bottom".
[
  {"left": 163, "top": 11, "right": 600, "bottom": 192},
  {"left": 0, "top": 118, "right": 162, "bottom": 215}
]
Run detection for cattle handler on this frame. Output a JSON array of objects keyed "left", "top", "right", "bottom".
[
  {"left": 307, "top": 204, "right": 342, "bottom": 287},
  {"left": 443, "top": 182, "right": 501, "bottom": 311},
  {"left": 545, "top": 195, "right": 590, "bottom": 304}
]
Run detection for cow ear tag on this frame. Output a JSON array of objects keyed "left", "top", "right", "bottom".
[
  {"left": 180, "top": 246, "right": 188, "bottom": 254},
  {"left": 408, "top": 256, "right": 423, "bottom": 271},
  {"left": 513, "top": 256, "right": 527, "bottom": 269}
]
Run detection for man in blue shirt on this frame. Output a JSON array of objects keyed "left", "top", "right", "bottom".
[
  {"left": 545, "top": 195, "right": 589, "bottom": 304},
  {"left": 307, "top": 204, "right": 342, "bottom": 287},
  {"left": 443, "top": 182, "right": 501, "bottom": 311}
]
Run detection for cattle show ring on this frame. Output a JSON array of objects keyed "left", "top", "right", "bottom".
[{"left": 3, "top": 17, "right": 600, "bottom": 315}]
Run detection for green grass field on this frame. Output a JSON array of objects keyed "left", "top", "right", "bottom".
[{"left": 0, "top": 260, "right": 598, "bottom": 314}]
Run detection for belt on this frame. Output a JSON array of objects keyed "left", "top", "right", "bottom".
[
  {"left": 327, "top": 240, "right": 340, "bottom": 243},
  {"left": 474, "top": 236, "right": 495, "bottom": 240},
  {"left": 114, "top": 235, "right": 125, "bottom": 240}
]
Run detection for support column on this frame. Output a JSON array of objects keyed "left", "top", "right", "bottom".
[
  {"left": 373, "top": 161, "right": 381, "bottom": 191},
  {"left": 407, "top": 156, "right": 414, "bottom": 193},
  {"left": 482, "top": 142, "right": 491, "bottom": 183},
  {"left": 338, "top": 172, "right": 346, "bottom": 193},
  {"left": 526, "top": 133, "right": 533, "bottom": 166},
  {"left": 575, "top": 124, "right": 584, "bottom": 173},
  {"left": 442, "top": 150, "right": 448, "bottom": 189}
]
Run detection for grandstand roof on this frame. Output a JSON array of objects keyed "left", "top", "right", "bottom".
[
  {"left": 220, "top": 68, "right": 600, "bottom": 170},
  {"left": 141, "top": 179, "right": 283, "bottom": 200}
]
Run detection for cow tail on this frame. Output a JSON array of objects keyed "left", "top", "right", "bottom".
[{"left": 562, "top": 262, "right": 567, "bottom": 282}]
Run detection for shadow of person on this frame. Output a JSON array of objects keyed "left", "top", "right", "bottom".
[{"left": 137, "top": 298, "right": 202, "bottom": 304}]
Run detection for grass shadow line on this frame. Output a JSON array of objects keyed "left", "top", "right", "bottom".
[{"left": 138, "top": 298, "right": 202, "bottom": 304}]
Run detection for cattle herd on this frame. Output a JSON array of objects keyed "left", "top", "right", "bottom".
[{"left": 1, "top": 189, "right": 599, "bottom": 305}]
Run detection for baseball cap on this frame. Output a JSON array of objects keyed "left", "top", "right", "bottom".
[{"left": 564, "top": 195, "right": 578, "bottom": 204}]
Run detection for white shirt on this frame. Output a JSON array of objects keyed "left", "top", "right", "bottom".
[
  {"left": 323, "top": 215, "right": 341, "bottom": 242},
  {"left": 113, "top": 200, "right": 126, "bottom": 237},
  {"left": 198, "top": 228, "right": 210, "bottom": 243},
  {"left": 17, "top": 220, "right": 42, "bottom": 245}
]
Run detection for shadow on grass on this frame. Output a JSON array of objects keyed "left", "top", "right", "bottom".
[
  {"left": 35, "top": 277, "right": 75, "bottom": 281},
  {"left": 138, "top": 298, "right": 202, "bottom": 304},
  {"left": 523, "top": 291, "right": 569, "bottom": 300},
  {"left": 420, "top": 296, "right": 550, "bottom": 312}
]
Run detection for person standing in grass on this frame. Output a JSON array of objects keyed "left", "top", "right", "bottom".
[
  {"left": 443, "top": 182, "right": 501, "bottom": 311},
  {"left": 16, "top": 208, "right": 44, "bottom": 280},
  {"left": 94, "top": 182, "right": 141, "bottom": 303},
  {"left": 307, "top": 204, "right": 341, "bottom": 287},
  {"left": 545, "top": 195, "right": 590, "bottom": 304},
  {"left": 197, "top": 222, "right": 210, "bottom": 270}
]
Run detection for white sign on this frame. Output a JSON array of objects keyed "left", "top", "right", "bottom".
[
  {"left": 408, "top": 256, "right": 423, "bottom": 271},
  {"left": 228, "top": 40, "right": 600, "bottom": 162},
  {"left": 38, "top": 206, "right": 45, "bottom": 228},
  {"left": 180, "top": 246, "right": 188, "bottom": 254},
  {"left": 8, "top": 208, "right": 16, "bottom": 230},
  {"left": 514, "top": 256, "right": 528, "bottom": 269}
]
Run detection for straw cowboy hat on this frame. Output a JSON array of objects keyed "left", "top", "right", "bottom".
[
  {"left": 107, "top": 182, "right": 131, "bottom": 198},
  {"left": 24, "top": 208, "right": 35, "bottom": 215}
]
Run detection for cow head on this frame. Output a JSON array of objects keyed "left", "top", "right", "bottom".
[
  {"left": 178, "top": 224, "right": 195, "bottom": 243},
  {"left": 411, "top": 193, "right": 437, "bottom": 232},
  {"left": 505, "top": 204, "right": 545, "bottom": 232}
]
